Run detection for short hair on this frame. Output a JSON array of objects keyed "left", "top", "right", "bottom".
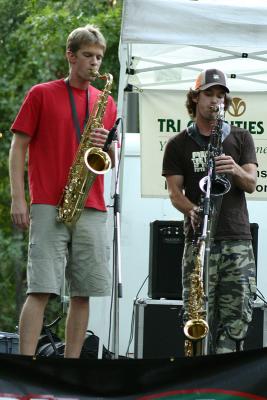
[
  {"left": 185, "top": 89, "right": 232, "bottom": 120},
  {"left": 66, "top": 24, "right": 106, "bottom": 53}
]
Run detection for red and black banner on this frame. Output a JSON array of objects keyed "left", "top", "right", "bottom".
[{"left": 0, "top": 347, "right": 266, "bottom": 399}]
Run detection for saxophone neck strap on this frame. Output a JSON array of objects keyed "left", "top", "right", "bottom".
[
  {"left": 65, "top": 78, "right": 89, "bottom": 143},
  {"left": 187, "top": 122, "right": 231, "bottom": 149}
]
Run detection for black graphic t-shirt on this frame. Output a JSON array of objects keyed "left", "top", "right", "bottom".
[{"left": 162, "top": 124, "right": 258, "bottom": 240}]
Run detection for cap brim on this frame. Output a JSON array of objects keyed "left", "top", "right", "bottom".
[{"left": 198, "top": 82, "right": 229, "bottom": 93}]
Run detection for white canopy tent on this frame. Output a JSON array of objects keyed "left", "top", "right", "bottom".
[{"left": 118, "top": 0, "right": 267, "bottom": 96}]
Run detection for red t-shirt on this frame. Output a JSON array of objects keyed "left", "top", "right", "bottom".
[{"left": 11, "top": 79, "right": 117, "bottom": 211}]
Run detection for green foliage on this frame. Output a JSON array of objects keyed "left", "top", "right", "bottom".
[{"left": 0, "top": 0, "right": 122, "bottom": 337}]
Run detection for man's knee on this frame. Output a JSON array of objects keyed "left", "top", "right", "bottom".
[
  {"left": 69, "top": 296, "right": 89, "bottom": 309},
  {"left": 24, "top": 293, "right": 50, "bottom": 308}
]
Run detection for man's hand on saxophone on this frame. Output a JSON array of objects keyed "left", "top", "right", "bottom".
[
  {"left": 90, "top": 127, "right": 109, "bottom": 148},
  {"left": 188, "top": 206, "right": 201, "bottom": 232}
]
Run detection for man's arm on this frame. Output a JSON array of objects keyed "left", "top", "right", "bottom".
[
  {"left": 9, "top": 132, "right": 31, "bottom": 229},
  {"left": 166, "top": 175, "right": 200, "bottom": 228},
  {"left": 215, "top": 155, "right": 257, "bottom": 193}
]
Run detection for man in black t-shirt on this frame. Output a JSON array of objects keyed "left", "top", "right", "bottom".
[{"left": 162, "top": 68, "right": 258, "bottom": 354}]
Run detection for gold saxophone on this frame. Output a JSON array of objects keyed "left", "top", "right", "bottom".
[
  {"left": 184, "top": 104, "right": 231, "bottom": 357},
  {"left": 57, "top": 71, "right": 113, "bottom": 225},
  {"left": 184, "top": 239, "right": 209, "bottom": 357}
]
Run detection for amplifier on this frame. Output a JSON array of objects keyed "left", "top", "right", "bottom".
[
  {"left": 134, "top": 298, "right": 184, "bottom": 358},
  {"left": 244, "top": 301, "right": 267, "bottom": 351},
  {"left": 148, "top": 220, "right": 184, "bottom": 300},
  {"left": 134, "top": 299, "right": 266, "bottom": 359}
]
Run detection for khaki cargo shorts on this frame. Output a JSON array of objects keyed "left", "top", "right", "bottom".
[{"left": 27, "top": 205, "right": 111, "bottom": 297}]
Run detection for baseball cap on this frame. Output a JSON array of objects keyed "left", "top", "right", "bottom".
[{"left": 194, "top": 68, "right": 229, "bottom": 93}]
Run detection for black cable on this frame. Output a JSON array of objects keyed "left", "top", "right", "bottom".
[{"left": 256, "top": 288, "right": 267, "bottom": 305}]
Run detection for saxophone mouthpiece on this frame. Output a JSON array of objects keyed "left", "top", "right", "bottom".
[
  {"left": 210, "top": 104, "right": 224, "bottom": 113},
  {"left": 88, "top": 69, "right": 99, "bottom": 78},
  {"left": 210, "top": 105, "right": 219, "bottom": 112}
]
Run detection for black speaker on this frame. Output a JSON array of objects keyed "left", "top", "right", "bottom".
[
  {"left": 244, "top": 303, "right": 267, "bottom": 351},
  {"left": 148, "top": 221, "right": 258, "bottom": 300},
  {"left": 134, "top": 299, "right": 184, "bottom": 358},
  {"left": 148, "top": 220, "right": 184, "bottom": 300}
]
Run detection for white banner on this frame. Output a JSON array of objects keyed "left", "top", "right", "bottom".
[{"left": 140, "top": 90, "right": 267, "bottom": 200}]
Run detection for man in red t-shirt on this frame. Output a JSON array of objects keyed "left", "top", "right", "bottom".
[{"left": 9, "top": 24, "right": 117, "bottom": 358}]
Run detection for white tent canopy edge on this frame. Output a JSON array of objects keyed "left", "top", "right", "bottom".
[{"left": 118, "top": 0, "right": 267, "bottom": 93}]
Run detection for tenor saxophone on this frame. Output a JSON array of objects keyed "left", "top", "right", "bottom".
[{"left": 57, "top": 71, "right": 113, "bottom": 225}]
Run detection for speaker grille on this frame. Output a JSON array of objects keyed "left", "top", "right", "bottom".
[{"left": 148, "top": 220, "right": 184, "bottom": 300}]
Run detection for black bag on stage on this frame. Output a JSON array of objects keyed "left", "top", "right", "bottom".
[
  {"left": 35, "top": 316, "right": 64, "bottom": 357},
  {"left": 80, "top": 330, "right": 113, "bottom": 359},
  {"left": 36, "top": 327, "right": 113, "bottom": 359}
]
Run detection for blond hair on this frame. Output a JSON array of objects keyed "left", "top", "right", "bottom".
[{"left": 66, "top": 24, "right": 106, "bottom": 53}]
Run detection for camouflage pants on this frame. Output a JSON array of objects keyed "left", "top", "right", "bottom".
[{"left": 182, "top": 240, "right": 256, "bottom": 354}]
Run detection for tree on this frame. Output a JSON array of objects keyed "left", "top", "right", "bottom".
[{"left": 0, "top": 0, "right": 122, "bottom": 336}]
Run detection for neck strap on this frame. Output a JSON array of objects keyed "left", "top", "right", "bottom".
[
  {"left": 65, "top": 78, "right": 89, "bottom": 143},
  {"left": 187, "top": 122, "right": 231, "bottom": 149}
]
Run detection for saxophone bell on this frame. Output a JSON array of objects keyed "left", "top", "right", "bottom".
[
  {"left": 84, "top": 147, "right": 111, "bottom": 175},
  {"left": 184, "top": 318, "right": 209, "bottom": 341}
]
